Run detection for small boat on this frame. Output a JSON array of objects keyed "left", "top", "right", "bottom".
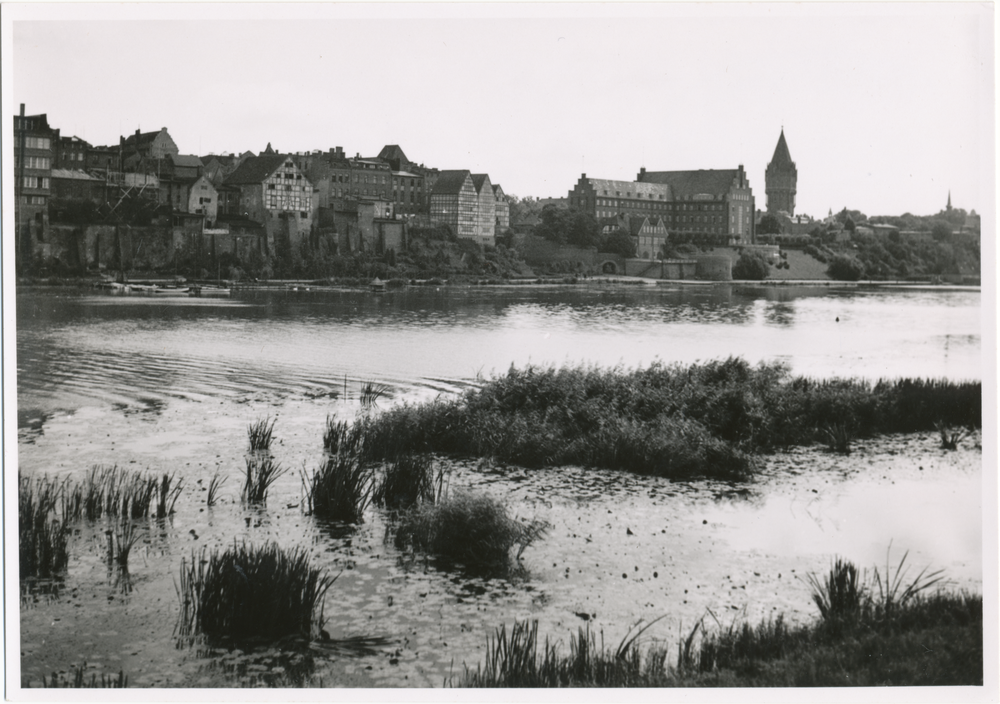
[
  {"left": 188, "top": 285, "right": 231, "bottom": 298},
  {"left": 370, "top": 277, "right": 387, "bottom": 294}
]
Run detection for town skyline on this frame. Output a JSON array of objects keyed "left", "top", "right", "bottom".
[{"left": 5, "top": 4, "right": 993, "bottom": 219}]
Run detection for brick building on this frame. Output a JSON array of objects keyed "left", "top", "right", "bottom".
[
  {"left": 55, "top": 135, "right": 90, "bottom": 170},
  {"left": 121, "top": 127, "right": 179, "bottom": 161},
  {"left": 14, "top": 105, "right": 58, "bottom": 265},
  {"left": 765, "top": 129, "right": 797, "bottom": 216}
]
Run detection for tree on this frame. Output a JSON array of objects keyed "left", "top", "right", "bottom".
[
  {"left": 758, "top": 214, "right": 783, "bottom": 235},
  {"left": 931, "top": 220, "right": 952, "bottom": 241},
  {"left": 535, "top": 206, "right": 600, "bottom": 248},
  {"left": 507, "top": 195, "right": 542, "bottom": 228},
  {"left": 732, "top": 252, "right": 770, "bottom": 280},
  {"left": 844, "top": 217, "right": 856, "bottom": 232},
  {"left": 827, "top": 254, "right": 865, "bottom": 281},
  {"left": 598, "top": 229, "right": 636, "bottom": 258}
]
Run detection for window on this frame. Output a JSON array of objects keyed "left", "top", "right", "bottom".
[
  {"left": 301, "top": 211, "right": 308, "bottom": 218},
  {"left": 268, "top": 184, "right": 275, "bottom": 190}
]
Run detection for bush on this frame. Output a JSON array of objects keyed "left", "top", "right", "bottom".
[
  {"left": 176, "top": 542, "right": 336, "bottom": 641},
  {"left": 393, "top": 492, "right": 548, "bottom": 566},
  {"left": 827, "top": 254, "right": 865, "bottom": 281},
  {"left": 732, "top": 252, "right": 770, "bottom": 280}
]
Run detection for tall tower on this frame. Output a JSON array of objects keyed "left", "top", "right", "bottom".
[{"left": 765, "top": 129, "right": 797, "bottom": 216}]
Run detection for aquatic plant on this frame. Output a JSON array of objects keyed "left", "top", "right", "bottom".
[
  {"left": 301, "top": 454, "right": 372, "bottom": 522},
  {"left": 458, "top": 617, "right": 669, "bottom": 687},
  {"left": 359, "top": 381, "right": 390, "bottom": 410},
  {"left": 322, "top": 416, "right": 364, "bottom": 457},
  {"left": 806, "top": 558, "right": 865, "bottom": 630},
  {"left": 240, "top": 456, "right": 288, "bottom": 505},
  {"left": 696, "top": 613, "right": 792, "bottom": 673},
  {"left": 247, "top": 417, "right": 276, "bottom": 453},
  {"left": 175, "top": 542, "right": 336, "bottom": 641},
  {"left": 36, "top": 663, "right": 128, "bottom": 688},
  {"left": 371, "top": 454, "right": 444, "bottom": 510},
  {"left": 62, "top": 465, "right": 174, "bottom": 520},
  {"left": 206, "top": 471, "right": 226, "bottom": 507},
  {"left": 357, "top": 359, "right": 981, "bottom": 481},
  {"left": 154, "top": 472, "right": 183, "bottom": 518},
  {"left": 935, "top": 421, "right": 970, "bottom": 450},
  {"left": 393, "top": 492, "right": 549, "bottom": 566},
  {"left": 19, "top": 473, "right": 70, "bottom": 579},
  {"left": 107, "top": 518, "right": 141, "bottom": 566},
  {"left": 818, "top": 423, "right": 853, "bottom": 454}
]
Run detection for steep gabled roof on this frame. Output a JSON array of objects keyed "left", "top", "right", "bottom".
[
  {"left": 223, "top": 155, "right": 288, "bottom": 185},
  {"left": 770, "top": 130, "right": 793, "bottom": 166},
  {"left": 637, "top": 169, "right": 741, "bottom": 197},
  {"left": 431, "top": 170, "right": 473, "bottom": 195},
  {"left": 123, "top": 129, "right": 165, "bottom": 147},
  {"left": 170, "top": 154, "right": 203, "bottom": 168},
  {"left": 471, "top": 174, "right": 491, "bottom": 194}
]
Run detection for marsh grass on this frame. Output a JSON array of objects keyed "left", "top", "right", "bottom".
[
  {"left": 322, "top": 417, "right": 364, "bottom": 457},
  {"left": 62, "top": 465, "right": 181, "bottom": 520},
  {"left": 359, "top": 381, "right": 390, "bottom": 410},
  {"left": 935, "top": 421, "right": 970, "bottom": 450},
  {"left": 357, "top": 359, "right": 981, "bottom": 480},
  {"left": 175, "top": 542, "right": 336, "bottom": 641},
  {"left": 107, "top": 518, "right": 142, "bottom": 566},
  {"left": 36, "top": 664, "right": 128, "bottom": 688},
  {"left": 248, "top": 417, "right": 276, "bottom": 453},
  {"left": 393, "top": 492, "right": 549, "bottom": 566},
  {"left": 818, "top": 423, "right": 853, "bottom": 454},
  {"left": 206, "top": 471, "right": 226, "bottom": 507},
  {"left": 19, "top": 473, "right": 70, "bottom": 579},
  {"left": 371, "top": 454, "right": 444, "bottom": 510},
  {"left": 458, "top": 617, "right": 670, "bottom": 687},
  {"left": 241, "top": 457, "right": 288, "bottom": 505},
  {"left": 301, "top": 454, "right": 372, "bottom": 522}
]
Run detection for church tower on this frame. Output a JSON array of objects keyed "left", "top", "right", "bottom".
[{"left": 765, "top": 129, "right": 797, "bottom": 216}]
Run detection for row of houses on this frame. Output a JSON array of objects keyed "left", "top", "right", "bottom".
[{"left": 13, "top": 105, "right": 512, "bottom": 267}]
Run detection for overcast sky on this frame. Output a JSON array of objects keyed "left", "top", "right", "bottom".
[{"left": 5, "top": 3, "right": 993, "bottom": 218}]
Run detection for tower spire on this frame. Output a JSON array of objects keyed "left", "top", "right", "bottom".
[{"left": 947, "top": 190, "right": 952, "bottom": 210}]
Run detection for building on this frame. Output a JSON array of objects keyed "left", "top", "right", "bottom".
[
  {"left": 430, "top": 170, "right": 479, "bottom": 242},
  {"left": 163, "top": 154, "right": 204, "bottom": 181},
  {"left": 160, "top": 174, "right": 218, "bottom": 224},
  {"left": 55, "top": 135, "right": 90, "bottom": 170},
  {"left": 493, "top": 184, "right": 510, "bottom": 232},
  {"left": 14, "top": 105, "right": 58, "bottom": 264},
  {"left": 568, "top": 165, "right": 755, "bottom": 244},
  {"left": 223, "top": 154, "right": 317, "bottom": 251},
  {"left": 471, "top": 174, "right": 496, "bottom": 245},
  {"left": 630, "top": 216, "right": 669, "bottom": 259},
  {"left": 121, "top": 127, "right": 179, "bottom": 161},
  {"left": 765, "top": 129, "right": 797, "bottom": 216}
]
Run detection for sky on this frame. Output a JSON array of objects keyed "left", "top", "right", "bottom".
[{"left": 4, "top": 3, "right": 994, "bottom": 219}]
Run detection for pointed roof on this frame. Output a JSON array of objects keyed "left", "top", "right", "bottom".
[
  {"left": 431, "top": 170, "right": 473, "bottom": 195},
  {"left": 264, "top": 142, "right": 275, "bottom": 155},
  {"left": 770, "top": 130, "right": 793, "bottom": 166},
  {"left": 471, "top": 173, "right": 492, "bottom": 194},
  {"left": 377, "top": 144, "right": 409, "bottom": 164},
  {"left": 223, "top": 154, "right": 288, "bottom": 185}
]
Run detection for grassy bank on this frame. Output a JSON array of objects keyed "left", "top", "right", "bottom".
[
  {"left": 457, "top": 556, "right": 982, "bottom": 687},
  {"left": 357, "top": 358, "right": 980, "bottom": 480}
]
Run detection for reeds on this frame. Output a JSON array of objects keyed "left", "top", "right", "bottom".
[
  {"left": 248, "top": 417, "right": 276, "bottom": 453},
  {"left": 62, "top": 465, "right": 183, "bottom": 520},
  {"left": 371, "top": 454, "right": 444, "bottom": 510},
  {"left": 175, "top": 542, "right": 336, "bottom": 641},
  {"left": 935, "top": 421, "right": 970, "bottom": 450},
  {"left": 359, "top": 381, "right": 390, "bottom": 410},
  {"left": 240, "top": 457, "right": 287, "bottom": 505},
  {"left": 206, "top": 471, "right": 226, "bottom": 507},
  {"left": 301, "top": 454, "right": 372, "bottom": 522},
  {"left": 356, "top": 359, "right": 981, "bottom": 480},
  {"left": 19, "top": 473, "right": 69, "bottom": 578},
  {"left": 106, "top": 518, "right": 141, "bottom": 566},
  {"left": 458, "top": 618, "right": 669, "bottom": 687},
  {"left": 393, "top": 492, "right": 549, "bottom": 566},
  {"left": 322, "top": 417, "right": 364, "bottom": 457},
  {"left": 37, "top": 664, "right": 128, "bottom": 688}
]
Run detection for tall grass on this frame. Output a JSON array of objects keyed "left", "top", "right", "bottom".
[
  {"left": 62, "top": 465, "right": 183, "bottom": 520},
  {"left": 458, "top": 618, "right": 670, "bottom": 687},
  {"left": 393, "top": 492, "right": 549, "bottom": 566},
  {"left": 107, "top": 518, "right": 142, "bottom": 566},
  {"left": 248, "top": 417, "right": 276, "bottom": 453},
  {"left": 357, "top": 359, "right": 981, "bottom": 480},
  {"left": 301, "top": 454, "right": 372, "bottom": 522},
  {"left": 240, "top": 457, "right": 287, "bottom": 505},
  {"left": 35, "top": 664, "right": 128, "bottom": 688},
  {"left": 19, "top": 473, "right": 69, "bottom": 579},
  {"left": 206, "top": 471, "right": 226, "bottom": 507},
  {"left": 372, "top": 454, "right": 444, "bottom": 510},
  {"left": 935, "top": 421, "right": 970, "bottom": 450},
  {"left": 322, "top": 417, "right": 364, "bottom": 457},
  {"left": 175, "top": 542, "right": 336, "bottom": 641},
  {"left": 359, "top": 381, "right": 390, "bottom": 410}
]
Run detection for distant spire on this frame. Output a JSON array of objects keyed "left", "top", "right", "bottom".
[
  {"left": 770, "top": 129, "right": 793, "bottom": 165},
  {"left": 264, "top": 142, "right": 274, "bottom": 155},
  {"left": 947, "top": 190, "right": 952, "bottom": 210}
]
